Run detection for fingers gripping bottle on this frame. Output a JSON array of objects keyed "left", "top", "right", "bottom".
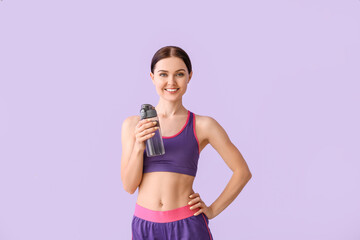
[{"left": 140, "top": 104, "right": 165, "bottom": 157}]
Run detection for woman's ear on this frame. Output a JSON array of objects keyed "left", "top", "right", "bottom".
[
  {"left": 188, "top": 71, "right": 193, "bottom": 83},
  {"left": 150, "top": 72, "right": 155, "bottom": 84}
]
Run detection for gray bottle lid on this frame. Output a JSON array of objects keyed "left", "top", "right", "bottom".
[{"left": 140, "top": 104, "right": 158, "bottom": 120}]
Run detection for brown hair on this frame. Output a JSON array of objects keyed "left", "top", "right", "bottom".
[{"left": 150, "top": 46, "right": 192, "bottom": 74}]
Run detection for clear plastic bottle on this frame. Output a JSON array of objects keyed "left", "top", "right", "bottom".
[{"left": 140, "top": 104, "right": 165, "bottom": 157}]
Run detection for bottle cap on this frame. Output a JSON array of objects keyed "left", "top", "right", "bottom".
[{"left": 140, "top": 104, "right": 157, "bottom": 119}]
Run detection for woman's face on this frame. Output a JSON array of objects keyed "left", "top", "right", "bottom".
[{"left": 150, "top": 57, "right": 193, "bottom": 100}]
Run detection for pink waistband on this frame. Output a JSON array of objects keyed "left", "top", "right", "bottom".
[{"left": 134, "top": 203, "right": 199, "bottom": 223}]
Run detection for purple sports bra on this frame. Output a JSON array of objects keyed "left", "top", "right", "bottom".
[{"left": 143, "top": 110, "right": 200, "bottom": 177}]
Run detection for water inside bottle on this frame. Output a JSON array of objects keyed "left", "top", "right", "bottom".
[{"left": 145, "top": 120, "right": 165, "bottom": 157}]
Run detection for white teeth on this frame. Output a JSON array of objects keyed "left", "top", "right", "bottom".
[{"left": 165, "top": 88, "right": 178, "bottom": 92}]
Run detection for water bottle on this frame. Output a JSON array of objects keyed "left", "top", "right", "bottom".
[{"left": 140, "top": 104, "right": 165, "bottom": 157}]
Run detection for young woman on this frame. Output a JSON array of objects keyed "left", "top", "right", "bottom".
[{"left": 121, "top": 46, "right": 252, "bottom": 240}]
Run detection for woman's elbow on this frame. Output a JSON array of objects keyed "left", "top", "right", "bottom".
[
  {"left": 244, "top": 168, "right": 252, "bottom": 180},
  {"left": 127, "top": 188, "right": 137, "bottom": 195},
  {"left": 123, "top": 184, "right": 137, "bottom": 195},
  {"left": 236, "top": 169, "right": 252, "bottom": 180}
]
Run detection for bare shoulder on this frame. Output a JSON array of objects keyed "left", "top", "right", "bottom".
[
  {"left": 121, "top": 115, "right": 142, "bottom": 143},
  {"left": 196, "top": 114, "right": 215, "bottom": 123},
  {"left": 195, "top": 113, "right": 231, "bottom": 141},
  {"left": 194, "top": 113, "right": 222, "bottom": 133},
  {"left": 122, "top": 115, "right": 141, "bottom": 130},
  {"left": 193, "top": 113, "right": 229, "bottom": 151}
]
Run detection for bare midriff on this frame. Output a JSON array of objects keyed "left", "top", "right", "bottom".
[{"left": 136, "top": 171, "right": 196, "bottom": 211}]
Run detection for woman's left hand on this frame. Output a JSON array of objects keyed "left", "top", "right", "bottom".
[{"left": 188, "top": 192, "right": 215, "bottom": 219}]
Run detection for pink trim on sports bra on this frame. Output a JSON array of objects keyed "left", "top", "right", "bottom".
[
  {"left": 192, "top": 113, "right": 200, "bottom": 154},
  {"left": 162, "top": 110, "right": 190, "bottom": 139}
]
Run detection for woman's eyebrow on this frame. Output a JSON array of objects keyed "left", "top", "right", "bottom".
[{"left": 157, "top": 69, "right": 185, "bottom": 72}]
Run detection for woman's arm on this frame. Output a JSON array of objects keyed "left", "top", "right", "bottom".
[
  {"left": 202, "top": 116, "right": 252, "bottom": 218},
  {"left": 120, "top": 116, "right": 145, "bottom": 194}
]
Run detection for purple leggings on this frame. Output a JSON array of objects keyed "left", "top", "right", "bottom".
[{"left": 132, "top": 203, "right": 214, "bottom": 240}]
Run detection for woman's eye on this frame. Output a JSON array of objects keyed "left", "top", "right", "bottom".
[{"left": 159, "top": 73, "right": 184, "bottom": 77}]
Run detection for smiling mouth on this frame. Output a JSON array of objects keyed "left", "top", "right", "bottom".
[{"left": 165, "top": 88, "right": 180, "bottom": 92}]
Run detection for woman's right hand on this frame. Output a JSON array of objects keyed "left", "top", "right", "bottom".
[{"left": 134, "top": 119, "right": 159, "bottom": 150}]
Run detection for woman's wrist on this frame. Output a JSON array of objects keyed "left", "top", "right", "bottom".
[{"left": 133, "top": 142, "right": 145, "bottom": 153}]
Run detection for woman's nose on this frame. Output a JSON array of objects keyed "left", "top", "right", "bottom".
[{"left": 167, "top": 76, "right": 176, "bottom": 84}]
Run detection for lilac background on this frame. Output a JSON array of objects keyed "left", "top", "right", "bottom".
[{"left": 1, "top": 0, "right": 359, "bottom": 239}]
